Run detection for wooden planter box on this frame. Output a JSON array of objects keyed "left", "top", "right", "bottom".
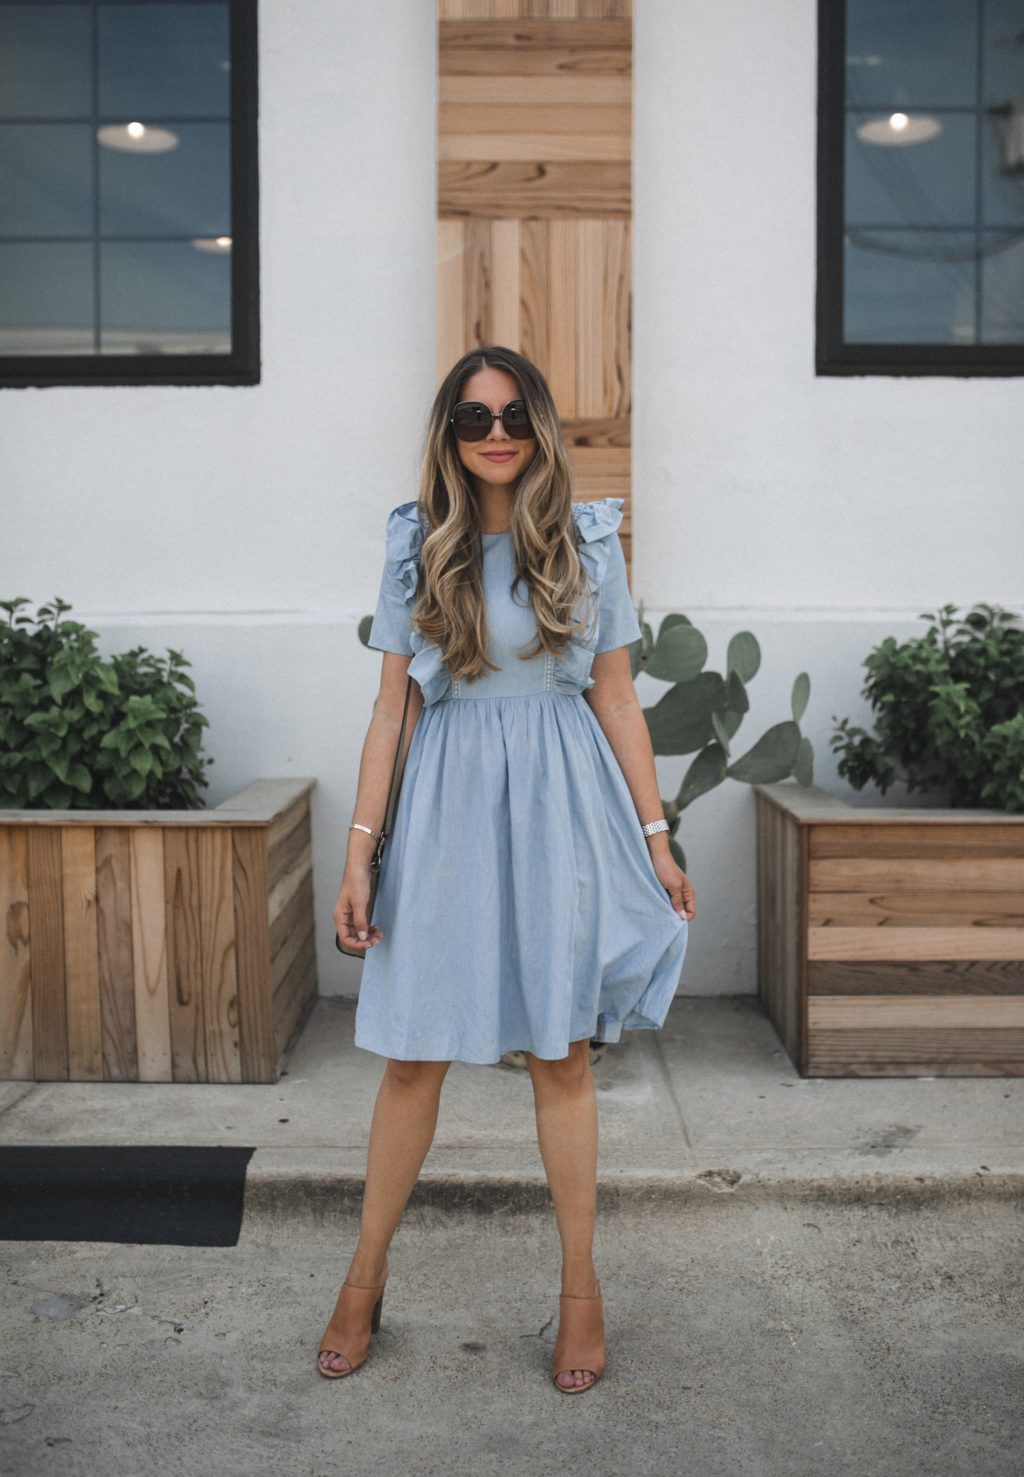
[
  {"left": 755, "top": 783, "right": 1024, "bottom": 1077},
  {"left": 0, "top": 778, "right": 317, "bottom": 1084}
]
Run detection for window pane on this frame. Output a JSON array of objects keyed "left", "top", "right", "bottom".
[
  {"left": 844, "top": 230, "right": 978, "bottom": 344},
  {"left": 845, "top": 111, "right": 976, "bottom": 228},
  {"left": 983, "top": 0, "right": 1024, "bottom": 108},
  {"left": 981, "top": 231, "right": 1024, "bottom": 342},
  {"left": 0, "top": 4, "right": 92, "bottom": 118},
  {"left": 0, "top": 123, "right": 93, "bottom": 235},
  {"left": 0, "top": 241, "right": 95, "bottom": 353},
  {"left": 983, "top": 109, "right": 1024, "bottom": 229},
  {"left": 99, "top": 121, "right": 230, "bottom": 236},
  {"left": 845, "top": 0, "right": 977, "bottom": 108},
  {"left": 98, "top": 2, "right": 230, "bottom": 119},
  {"left": 100, "top": 240, "right": 230, "bottom": 354}
]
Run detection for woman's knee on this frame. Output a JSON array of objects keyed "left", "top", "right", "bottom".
[
  {"left": 384, "top": 1057, "right": 451, "bottom": 1089},
  {"left": 525, "top": 1039, "right": 591, "bottom": 1088}
]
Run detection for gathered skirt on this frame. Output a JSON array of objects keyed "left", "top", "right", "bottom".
[{"left": 353, "top": 689, "right": 688, "bottom": 1065}]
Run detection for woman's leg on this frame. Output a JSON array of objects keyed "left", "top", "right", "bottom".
[
  {"left": 525, "top": 1038, "right": 601, "bottom": 1389},
  {"left": 348, "top": 1057, "right": 452, "bottom": 1280},
  {"left": 319, "top": 1057, "right": 450, "bottom": 1373}
]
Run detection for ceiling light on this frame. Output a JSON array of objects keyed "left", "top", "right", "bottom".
[
  {"left": 97, "top": 122, "right": 180, "bottom": 154},
  {"left": 856, "top": 113, "right": 943, "bottom": 146}
]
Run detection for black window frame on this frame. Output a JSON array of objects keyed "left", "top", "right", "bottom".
[
  {"left": 0, "top": 0, "right": 259, "bottom": 389},
  {"left": 816, "top": 0, "right": 1024, "bottom": 377}
]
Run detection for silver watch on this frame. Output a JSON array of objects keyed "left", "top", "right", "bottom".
[{"left": 640, "top": 818, "right": 669, "bottom": 838}]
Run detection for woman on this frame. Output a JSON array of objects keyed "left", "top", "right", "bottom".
[{"left": 320, "top": 346, "right": 697, "bottom": 1393}]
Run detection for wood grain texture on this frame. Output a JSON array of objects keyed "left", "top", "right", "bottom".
[
  {"left": 0, "top": 827, "right": 31, "bottom": 1079},
  {"left": 755, "top": 792, "right": 806, "bottom": 1070},
  {"left": 437, "top": 3, "right": 633, "bottom": 550},
  {"left": 756, "top": 783, "right": 1024, "bottom": 1077},
  {"left": 62, "top": 826, "right": 101, "bottom": 1080},
  {"left": 0, "top": 782, "right": 316, "bottom": 1084},
  {"left": 130, "top": 828, "right": 171, "bottom": 1082}
]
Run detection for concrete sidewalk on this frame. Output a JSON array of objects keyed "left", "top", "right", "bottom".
[{"left": 2, "top": 997, "right": 1022, "bottom": 1213}]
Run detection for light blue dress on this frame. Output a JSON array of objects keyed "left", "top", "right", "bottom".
[{"left": 354, "top": 496, "right": 688, "bottom": 1064}]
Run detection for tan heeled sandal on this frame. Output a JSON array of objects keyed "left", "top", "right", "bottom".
[
  {"left": 316, "top": 1260, "right": 388, "bottom": 1380},
  {"left": 551, "top": 1278, "right": 605, "bottom": 1394}
]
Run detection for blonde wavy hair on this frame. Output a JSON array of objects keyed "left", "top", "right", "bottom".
[{"left": 411, "top": 346, "right": 596, "bottom": 684}]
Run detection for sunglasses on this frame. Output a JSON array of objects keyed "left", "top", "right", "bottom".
[{"left": 450, "top": 399, "right": 534, "bottom": 442}]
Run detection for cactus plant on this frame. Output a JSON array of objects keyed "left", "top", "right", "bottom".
[{"left": 630, "top": 606, "right": 814, "bottom": 870}]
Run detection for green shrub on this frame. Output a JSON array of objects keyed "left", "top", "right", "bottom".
[
  {"left": 830, "top": 603, "right": 1024, "bottom": 812},
  {"left": 0, "top": 597, "right": 213, "bottom": 809}
]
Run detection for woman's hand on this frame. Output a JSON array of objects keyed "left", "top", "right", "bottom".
[
  {"left": 333, "top": 862, "right": 385, "bottom": 950},
  {"left": 649, "top": 846, "right": 697, "bottom": 921}
]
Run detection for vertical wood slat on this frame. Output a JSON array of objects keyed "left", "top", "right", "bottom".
[
  {"left": 130, "top": 828, "right": 172, "bottom": 1083},
  {"left": 27, "top": 827, "right": 68, "bottom": 1081},
  {"left": 233, "top": 828, "right": 275, "bottom": 1083},
  {"left": 63, "top": 827, "right": 101, "bottom": 1081},
  {"left": 96, "top": 826, "right": 136, "bottom": 1082},
  {"left": 164, "top": 827, "right": 205, "bottom": 1083},
  {"left": 0, "top": 828, "right": 32, "bottom": 1079},
  {"left": 198, "top": 827, "right": 242, "bottom": 1084}
]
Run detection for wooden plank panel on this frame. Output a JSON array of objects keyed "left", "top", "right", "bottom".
[
  {"left": 440, "top": 133, "right": 629, "bottom": 162},
  {"left": 808, "top": 960, "right": 1024, "bottom": 995},
  {"left": 26, "top": 827, "right": 67, "bottom": 1080},
  {"left": 164, "top": 827, "right": 206, "bottom": 1082},
  {"left": 198, "top": 827, "right": 241, "bottom": 1084},
  {"left": 441, "top": 75, "right": 630, "bottom": 104},
  {"left": 808, "top": 890, "right": 1024, "bottom": 926},
  {"left": 809, "top": 857, "right": 1024, "bottom": 892},
  {"left": 810, "top": 823, "right": 1024, "bottom": 858},
  {"left": 560, "top": 416, "right": 629, "bottom": 446},
  {"left": 441, "top": 43, "right": 630, "bottom": 76},
  {"left": 807, "top": 1029, "right": 1024, "bottom": 1076},
  {"left": 273, "top": 925, "right": 317, "bottom": 1063},
  {"left": 440, "top": 160, "right": 630, "bottom": 218},
  {"left": 440, "top": 103, "right": 630, "bottom": 135},
  {"left": 437, "top": 219, "right": 467, "bottom": 380},
  {"left": 603, "top": 218, "right": 629, "bottom": 414},
  {"left": 0, "top": 828, "right": 32, "bottom": 1079},
  {"left": 463, "top": 216, "right": 492, "bottom": 345},
  {"left": 809, "top": 994, "right": 1024, "bottom": 1029},
  {"left": 547, "top": 220, "right": 576, "bottom": 414},
  {"left": 270, "top": 867, "right": 315, "bottom": 993},
  {"left": 62, "top": 826, "right": 101, "bottom": 1081},
  {"left": 130, "top": 828, "right": 171, "bottom": 1082},
  {"left": 756, "top": 793, "right": 805, "bottom": 1068},
  {"left": 232, "top": 827, "right": 275, "bottom": 1083},
  {"left": 575, "top": 218, "right": 604, "bottom": 415},
  {"left": 95, "top": 826, "right": 136, "bottom": 1082},
  {"left": 808, "top": 925, "right": 1024, "bottom": 962},
  {"left": 490, "top": 218, "right": 521, "bottom": 349},
  {"left": 519, "top": 219, "right": 549, "bottom": 366},
  {"left": 440, "top": 20, "right": 631, "bottom": 54}
]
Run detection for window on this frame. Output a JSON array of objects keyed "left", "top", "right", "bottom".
[
  {"left": 0, "top": 0, "right": 258, "bottom": 387},
  {"left": 817, "top": 0, "right": 1024, "bottom": 376}
]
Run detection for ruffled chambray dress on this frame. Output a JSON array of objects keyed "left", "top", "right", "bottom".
[{"left": 353, "top": 497, "right": 688, "bottom": 1064}]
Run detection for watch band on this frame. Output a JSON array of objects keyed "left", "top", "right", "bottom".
[{"left": 641, "top": 818, "right": 669, "bottom": 838}]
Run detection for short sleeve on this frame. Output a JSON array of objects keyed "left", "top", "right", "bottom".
[
  {"left": 366, "top": 501, "right": 423, "bottom": 656},
  {"left": 594, "top": 531, "right": 642, "bottom": 653}
]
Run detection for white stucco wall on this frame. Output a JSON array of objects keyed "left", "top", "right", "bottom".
[{"left": 3, "top": 1, "right": 1021, "bottom": 1004}]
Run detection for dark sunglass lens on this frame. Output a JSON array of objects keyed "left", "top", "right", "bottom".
[
  {"left": 502, "top": 401, "right": 532, "bottom": 438},
  {"left": 452, "top": 402, "right": 492, "bottom": 440}
]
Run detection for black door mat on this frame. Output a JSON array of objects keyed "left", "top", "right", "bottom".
[{"left": 0, "top": 1146, "right": 256, "bottom": 1246}]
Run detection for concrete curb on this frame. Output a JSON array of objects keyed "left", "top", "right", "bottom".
[{"left": 243, "top": 1163, "right": 1024, "bottom": 1223}]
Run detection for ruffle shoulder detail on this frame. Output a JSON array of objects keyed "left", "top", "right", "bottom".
[
  {"left": 572, "top": 497, "right": 625, "bottom": 591},
  {"left": 384, "top": 500, "right": 427, "bottom": 607},
  {"left": 383, "top": 501, "right": 453, "bottom": 706}
]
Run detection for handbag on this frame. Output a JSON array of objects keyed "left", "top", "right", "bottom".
[{"left": 335, "top": 673, "right": 416, "bottom": 959}]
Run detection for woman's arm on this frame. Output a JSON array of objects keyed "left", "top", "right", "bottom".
[
  {"left": 334, "top": 652, "right": 424, "bottom": 950},
  {"left": 583, "top": 647, "right": 697, "bottom": 921}
]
